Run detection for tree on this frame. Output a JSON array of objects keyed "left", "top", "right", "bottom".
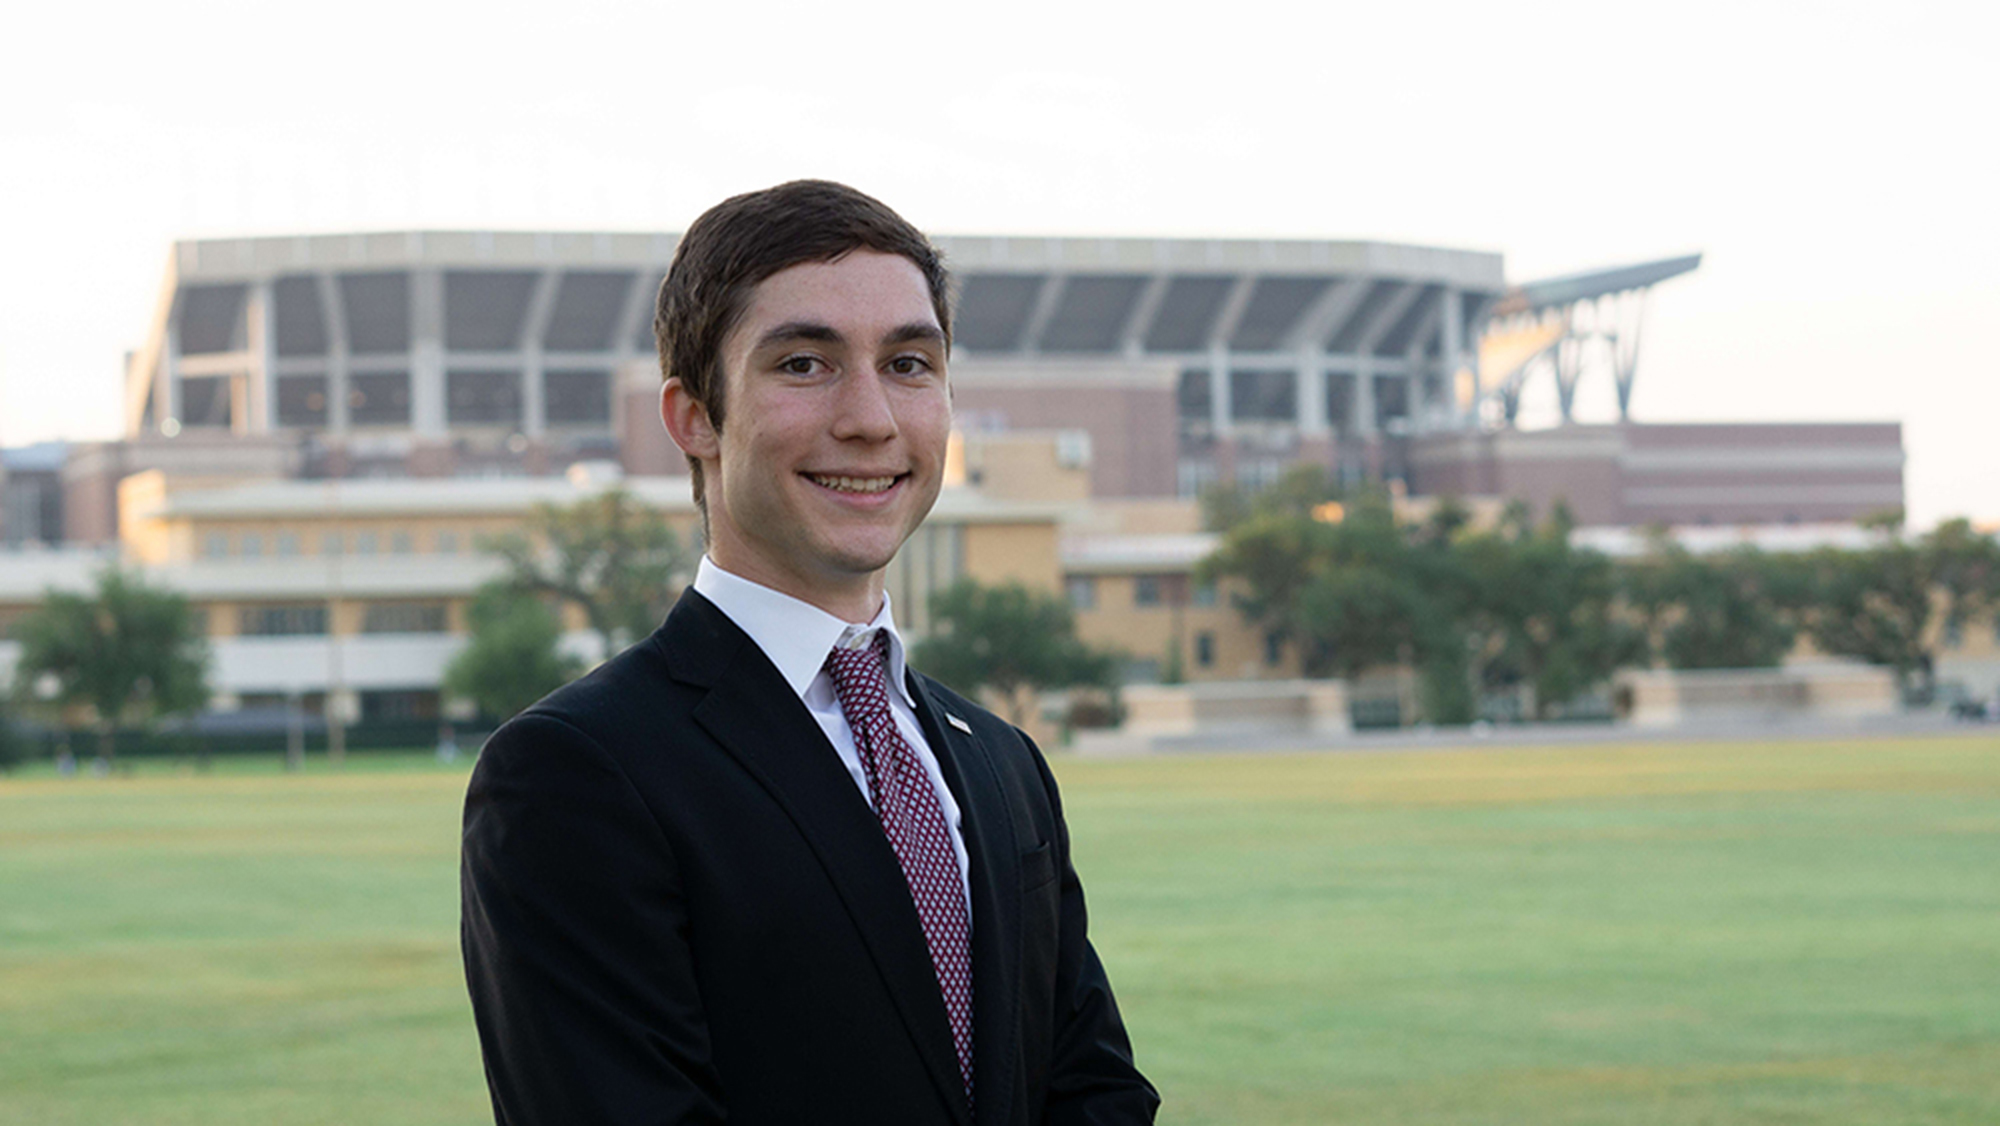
[
  {"left": 1799, "top": 540, "right": 1931, "bottom": 698},
  {"left": 1923, "top": 518, "right": 2000, "bottom": 642},
  {"left": 1201, "top": 487, "right": 1472, "bottom": 721},
  {"left": 482, "top": 487, "right": 690, "bottom": 659},
  {"left": 1623, "top": 541, "right": 1798, "bottom": 670},
  {"left": 443, "top": 582, "right": 583, "bottom": 722},
  {"left": 12, "top": 568, "right": 208, "bottom": 765},
  {"left": 1292, "top": 566, "right": 1429, "bottom": 680},
  {"left": 1286, "top": 491, "right": 1430, "bottom": 680},
  {"left": 1794, "top": 518, "right": 2000, "bottom": 702},
  {"left": 1199, "top": 464, "right": 1345, "bottom": 533},
  {"left": 1455, "top": 505, "right": 1647, "bottom": 720},
  {"left": 913, "top": 579, "right": 1118, "bottom": 727},
  {"left": 0, "top": 698, "right": 26, "bottom": 772}
]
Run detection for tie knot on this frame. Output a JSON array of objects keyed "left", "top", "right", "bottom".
[{"left": 823, "top": 631, "right": 891, "bottom": 713}]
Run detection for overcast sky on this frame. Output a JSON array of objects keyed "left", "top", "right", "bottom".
[{"left": 3, "top": 0, "right": 1993, "bottom": 525}]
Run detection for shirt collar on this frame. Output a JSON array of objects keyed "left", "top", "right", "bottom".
[{"left": 692, "top": 555, "right": 915, "bottom": 707}]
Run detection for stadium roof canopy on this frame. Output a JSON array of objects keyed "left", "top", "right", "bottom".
[{"left": 1495, "top": 253, "right": 1702, "bottom": 316}]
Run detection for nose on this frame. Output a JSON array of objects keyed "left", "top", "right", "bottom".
[{"left": 829, "top": 370, "right": 899, "bottom": 442}]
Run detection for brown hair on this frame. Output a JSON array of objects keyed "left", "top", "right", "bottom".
[{"left": 654, "top": 180, "right": 953, "bottom": 530}]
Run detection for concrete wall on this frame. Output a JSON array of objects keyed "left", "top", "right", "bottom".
[
  {"left": 1073, "top": 679, "right": 1349, "bottom": 753},
  {"left": 1616, "top": 661, "right": 1899, "bottom": 727}
]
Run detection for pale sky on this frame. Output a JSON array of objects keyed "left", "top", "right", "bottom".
[{"left": 3, "top": 0, "right": 1993, "bottom": 526}]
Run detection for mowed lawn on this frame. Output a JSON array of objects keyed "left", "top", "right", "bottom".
[{"left": 2, "top": 735, "right": 1996, "bottom": 1125}]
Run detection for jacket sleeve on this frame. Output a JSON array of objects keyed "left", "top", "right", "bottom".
[
  {"left": 461, "top": 713, "right": 724, "bottom": 1125},
  {"left": 1032, "top": 740, "right": 1162, "bottom": 1126}
]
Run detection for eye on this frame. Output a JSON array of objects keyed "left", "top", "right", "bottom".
[
  {"left": 887, "top": 355, "right": 933, "bottom": 377},
  {"left": 779, "top": 354, "right": 825, "bottom": 376}
]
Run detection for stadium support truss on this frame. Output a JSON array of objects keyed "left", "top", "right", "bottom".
[{"left": 1479, "top": 254, "right": 1701, "bottom": 426}]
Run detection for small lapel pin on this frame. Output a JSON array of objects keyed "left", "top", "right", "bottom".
[{"left": 946, "top": 713, "right": 972, "bottom": 734}]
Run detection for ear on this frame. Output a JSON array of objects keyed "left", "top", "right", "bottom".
[{"left": 660, "top": 378, "right": 720, "bottom": 461}]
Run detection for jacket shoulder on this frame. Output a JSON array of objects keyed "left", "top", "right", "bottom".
[
  {"left": 513, "top": 635, "right": 676, "bottom": 744},
  {"left": 498, "top": 587, "right": 734, "bottom": 755}
]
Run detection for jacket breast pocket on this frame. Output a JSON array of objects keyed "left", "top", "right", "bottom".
[{"left": 1018, "top": 840, "right": 1057, "bottom": 890}]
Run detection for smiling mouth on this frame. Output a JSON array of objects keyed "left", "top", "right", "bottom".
[{"left": 806, "top": 473, "right": 903, "bottom": 494}]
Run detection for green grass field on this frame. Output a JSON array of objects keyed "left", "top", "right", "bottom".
[{"left": 3, "top": 734, "right": 1997, "bottom": 1125}]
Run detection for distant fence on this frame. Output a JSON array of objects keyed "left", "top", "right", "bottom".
[{"left": 2, "top": 718, "right": 496, "bottom": 761}]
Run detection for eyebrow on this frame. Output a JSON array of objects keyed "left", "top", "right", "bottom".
[
  {"left": 750, "top": 321, "right": 946, "bottom": 351},
  {"left": 753, "top": 322, "right": 843, "bottom": 349},
  {"left": 884, "top": 323, "right": 947, "bottom": 347}
]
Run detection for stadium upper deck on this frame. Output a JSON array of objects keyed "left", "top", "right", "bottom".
[{"left": 124, "top": 229, "right": 1507, "bottom": 467}]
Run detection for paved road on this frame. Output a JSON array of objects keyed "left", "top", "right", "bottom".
[{"left": 1074, "top": 712, "right": 1997, "bottom": 757}]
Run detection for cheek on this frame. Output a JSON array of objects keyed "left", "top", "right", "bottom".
[
  {"left": 727, "top": 411, "right": 804, "bottom": 466},
  {"left": 905, "top": 391, "right": 954, "bottom": 453}
]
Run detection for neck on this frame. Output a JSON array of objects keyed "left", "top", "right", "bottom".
[{"left": 707, "top": 549, "right": 885, "bottom": 624}]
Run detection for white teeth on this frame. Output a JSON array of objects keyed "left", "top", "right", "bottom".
[{"left": 810, "top": 474, "right": 897, "bottom": 494}]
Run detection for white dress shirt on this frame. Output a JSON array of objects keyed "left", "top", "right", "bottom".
[{"left": 692, "top": 557, "right": 972, "bottom": 903}]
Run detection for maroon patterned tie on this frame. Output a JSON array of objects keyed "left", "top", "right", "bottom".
[{"left": 824, "top": 632, "right": 975, "bottom": 1100}]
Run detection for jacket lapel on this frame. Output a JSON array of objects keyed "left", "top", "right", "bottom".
[
  {"left": 908, "top": 674, "right": 1022, "bottom": 1126},
  {"left": 657, "top": 591, "right": 973, "bottom": 1125}
]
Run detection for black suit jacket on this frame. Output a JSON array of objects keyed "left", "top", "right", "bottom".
[{"left": 462, "top": 589, "right": 1158, "bottom": 1125}]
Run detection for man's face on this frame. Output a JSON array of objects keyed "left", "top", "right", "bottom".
[{"left": 692, "top": 250, "right": 950, "bottom": 618}]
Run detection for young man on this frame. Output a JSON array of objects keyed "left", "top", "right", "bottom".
[{"left": 461, "top": 181, "right": 1158, "bottom": 1126}]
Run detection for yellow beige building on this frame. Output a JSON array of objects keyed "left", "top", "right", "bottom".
[{"left": 0, "top": 447, "right": 1084, "bottom": 727}]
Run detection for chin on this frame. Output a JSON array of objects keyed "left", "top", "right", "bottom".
[{"left": 819, "top": 539, "right": 905, "bottom": 578}]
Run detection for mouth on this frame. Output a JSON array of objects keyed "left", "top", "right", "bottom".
[{"left": 805, "top": 472, "right": 905, "bottom": 495}]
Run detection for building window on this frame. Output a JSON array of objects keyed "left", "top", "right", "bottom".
[
  {"left": 203, "top": 533, "right": 229, "bottom": 559},
  {"left": 354, "top": 531, "right": 378, "bottom": 556},
  {"left": 1134, "top": 576, "right": 1164, "bottom": 607},
  {"left": 1195, "top": 631, "right": 1215, "bottom": 668},
  {"left": 389, "top": 531, "right": 414, "bottom": 555},
  {"left": 272, "top": 275, "right": 327, "bottom": 356},
  {"left": 240, "top": 533, "right": 264, "bottom": 559},
  {"left": 1177, "top": 459, "right": 1217, "bottom": 499},
  {"left": 276, "top": 375, "right": 329, "bottom": 427},
  {"left": 1055, "top": 430, "right": 1092, "bottom": 468},
  {"left": 178, "top": 375, "right": 233, "bottom": 428},
  {"left": 1239, "top": 459, "right": 1284, "bottom": 492},
  {"left": 1264, "top": 630, "right": 1283, "bottom": 667},
  {"left": 1176, "top": 368, "right": 1212, "bottom": 423},
  {"left": 362, "top": 602, "right": 447, "bottom": 634},
  {"left": 240, "top": 604, "right": 328, "bottom": 636},
  {"left": 340, "top": 273, "right": 411, "bottom": 354},
  {"left": 276, "top": 532, "right": 301, "bottom": 557},
  {"left": 1192, "top": 581, "right": 1218, "bottom": 608},
  {"left": 434, "top": 531, "right": 459, "bottom": 554},
  {"left": 1230, "top": 369, "right": 1297, "bottom": 423},
  {"left": 447, "top": 370, "right": 524, "bottom": 426},
  {"left": 348, "top": 372, "right": 412, "bottom": 427},
  {"left": 545, "top": 369, "right": 612, "bottom": 425},
  {"left": 1066, "top": 576, "right": 1096, "bottom": 611},
  {"left": 1121, "top": 658, "right": 1161, "bottom": 684}
]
